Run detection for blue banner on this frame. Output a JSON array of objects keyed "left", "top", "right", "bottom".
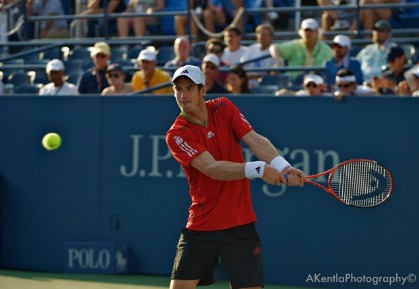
[{"left": 0, "top": 96, "right": 418, "bottom": 289}]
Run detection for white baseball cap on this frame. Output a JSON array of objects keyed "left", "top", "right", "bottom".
[
  {"left": 301, "top": 18, "right": 319, "bottom": 30},
  {"left": 46, "top": 59, "right": 65, "bottom": 72},
  {"left": 333, "top": 35, "right": 351, "bottom": 48},
  {"left": 304, "top": 73, "right": 324, "bottom": 86},
  {"left": 202, "top": 53, "right": 220, "bottom": 67},
  {"left": 138, "top": 49, "right": 156, "bottom": 61},
  {"left": 172, "top": 65, "right": 205, "bottom": 85}
]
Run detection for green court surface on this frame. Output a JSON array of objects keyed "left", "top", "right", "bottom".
[{"left": 0, "top": 269, "right": 325, "bottom": 289}]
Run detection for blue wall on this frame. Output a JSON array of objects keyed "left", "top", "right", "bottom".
[{"left": 0, "top": 96, "right": 418, "bottom": 289}]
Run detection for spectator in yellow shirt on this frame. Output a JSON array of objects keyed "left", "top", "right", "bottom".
[{"left": 131, "top": 49, "right": 172, "bottom": 94}]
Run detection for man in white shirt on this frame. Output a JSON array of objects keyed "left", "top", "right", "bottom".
[
  {"left": 240, "top": 23, "right": 276, "bottom": 88},
  {"left": 39, "top": 59, "right": 79, "bottom": 95},
  {"left": 221, "top": 26, "right": 247, "bottom": 65}
]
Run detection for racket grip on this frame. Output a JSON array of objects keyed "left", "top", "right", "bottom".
[{"left": 282, "top": 173, "right": 288, "bottom": 180}]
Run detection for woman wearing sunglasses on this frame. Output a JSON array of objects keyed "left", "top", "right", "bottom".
[{"left": 102, "top": 63, "right": 134, "bottom": 96}]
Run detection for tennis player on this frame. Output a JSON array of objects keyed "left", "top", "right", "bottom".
[{"left": 166, "top": 65, "right": 305, "bottom": 289}]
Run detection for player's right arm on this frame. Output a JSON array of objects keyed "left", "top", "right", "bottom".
[{"left": 190, "top": 151, "right": 288, "bottom": 185}]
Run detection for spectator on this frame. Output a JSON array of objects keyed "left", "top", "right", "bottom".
[
  {"left": 101, "top": 63, "right": 134, "bottom": 95},
  {"left": 276, "top": 72, "right": 331, "bottom": 96},
  {"left": 39, "top": 59, "right": 79, "bottom": 95},
  {"left": 359, "top": 0, "right": 400, "bottom": 33},
  {"left": 317, "top": 0, "right": 357, "bottom": 37},
  {"left": 131, "top": 48, "right": 172, "bottom": 94},
  {"left": 164, "top": 37, "right": 201, "bottom": 73},
  {"left": 323, "top": 35, "right": 363, "bottom": 86},
  {"left": 205, "top": 37, "right": 228, "bottom": 84},
  {"left": 78, "top": 42, "right": 112, "bottom": 94},
  {"left": 399, "top": 64, "right": 419, "bottom": 95},
  {"left": 221, "top": 26, "right": 248, "bottom": 65},
  {"left": 411, "top": 66, "right": 419, "bottom": 96},
  {"left": 0, "top": 71, "right": 3, "bottom": 94},
  {"left": 384, "top": 46, "right": 408, "bottom": 85},
  {"left": 202, "top": 53, "right": 229, "bottom": 94},
  {"left": 372, "top": 46, "right": 408, "bottom": 95},
  {"left": 203, "top": 0, "right": 244, "bottom": 34},
  {"left": 117, "top": 0, "right": 165, "bottom": 39},
  {"left": 270, "top": 18, "right": 333, "bottom": 80},
  {"left": 240, "top": 23, "right": 277, "bottom": 88},
  {"left": 80, "top": 0, "right": 126, "bottom": 37},
  {"left": 334, "top": 68, "right": 375, "bottom": 100},
  {"left": 225, "top": 65, "right": 250, "bottom": 94},
  {"left": 175, "top": 0, "right": 209, "bottom": 42},
  {"left": 356, "top": 20, "right": 395, "bottom": 83},
  {"left": 26, "top": 0, "right": 69, "bottom": 39}
]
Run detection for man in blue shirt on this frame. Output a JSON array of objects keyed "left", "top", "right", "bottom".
[
  {"left": 323, "top": 35, "right": 363, "bottom": 87},
  {"left": 356, "top": 20, "right": 395, "bottom": 83}
]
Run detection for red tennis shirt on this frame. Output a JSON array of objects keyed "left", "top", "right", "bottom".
[{"left": 166, "top": 97, "right": 257, "bottom": 231}]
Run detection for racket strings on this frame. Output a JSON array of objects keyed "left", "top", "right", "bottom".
[{"left": 330, "top": 161, "right": 392, "bottom": 207}]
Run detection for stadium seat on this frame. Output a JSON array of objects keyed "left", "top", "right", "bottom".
[
  {"left": 191, "top": 42, "right": 206, "bottom": 59},
  {"left": 111, "top": 47, "right": 127, "bottom": 61},
  {"left": 39, "top": 47, "right": 62, "bottom": 60},
  {"left": 14, "top": 84, "right": 40, "bottom": 94},
  {"left": 63, "top": 59, "right": 84, "bottom": 74},
  {"left": 250, "top": 85, "right": 279, "bottom": 94},
  {"left": 156, "top": 46, "right": 175, "bottom": 66},
  {"left": 127, "top": 46, "right": 144, "bottom": 60},
  {"left": 33, "top": 71, "right": 49, "bottom": 85},
  {"left": 401, "top": 44, "right": 417, "bottom": 64},
  {"left": 0, "top": 58, "right": 25, "bottom": 80},
  {"left": 3, "top": 83, "right": 14, "bottom": 94},
  {"left": 19, "top": 47, "right": 41, "bottom": 62},
  {"left": 114, "top": 59, "right": 138, "bottom": 71},
  {"left": 67, "top": 47, "right": 91, "bottom": 62},
  {"left": 66, "top": 72, "right": 81, "bottom": 85},
  {"left": 258, "top": 74, "right": 290, "bottom": 89},
  {"left": 7, "top": 71, "right": 33, "bottom": 86}
]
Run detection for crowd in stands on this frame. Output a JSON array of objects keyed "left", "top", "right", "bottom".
[{"left": 0, "top": 0, "right": 418, "bottom": 97}]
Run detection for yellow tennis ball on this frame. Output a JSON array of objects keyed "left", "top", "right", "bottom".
[{"left": 42, "top": 133, "right": 62, "bottom": 151}]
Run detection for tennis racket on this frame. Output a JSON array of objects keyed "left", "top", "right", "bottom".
[{"left": 299, "top": 159, "right": 393, "bottom": 208}]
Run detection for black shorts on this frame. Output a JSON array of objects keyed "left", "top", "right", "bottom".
[{"left": 171, "top": 222, "right": 264, "bottom": 289}]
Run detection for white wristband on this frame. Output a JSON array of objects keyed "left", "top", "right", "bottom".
[
  {"left": 245, "top": 161, "right": 266, "bottom": 179},
  {"left": 270, "top": 156, "right": 291, "bottom": 172}
]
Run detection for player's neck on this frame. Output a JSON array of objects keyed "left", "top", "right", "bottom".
[{"left": 183, "top": 105, "right": 208, "bottom": 127}]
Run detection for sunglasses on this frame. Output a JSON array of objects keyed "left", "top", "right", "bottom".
[
  {"left": 95, "top": 53, "right": 107, "bottom": 58},
  {"left": 305, "top": 82, "right": 318, "bottom": 88},
  {"left": 209, "top": 49, "right": 222, "bottom": 54},
  {"left": 204, "top": 64, "right": 217, "bottom": 70},
  {"left": 108, "top": 73, "right": 120, "bottom": 79},
  {"left": 338, "top": 83, "right": 352, "bottom": 88},
  {"left": 332, "top": 44, "right": 344, "bottom": 49}
]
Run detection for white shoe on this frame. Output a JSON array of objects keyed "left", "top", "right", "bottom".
[{"left": 267, "top": 11, "right": 279, "bottom": 21}]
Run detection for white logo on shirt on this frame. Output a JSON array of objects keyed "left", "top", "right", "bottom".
[
  {"left": 240, "top": 113, "right": 252, "bottom": 128},
  {"left": 174, "top": 135, "right": 197, "bottom": 156},
  {"left": 179, "top": 142, "right": 197, "bottom": 157},
  {"left": 174, "top": 136, "right": 183, "bottom": 145},
  {"left": 207, "top": 131, "right": 215, "bottom": 139}
]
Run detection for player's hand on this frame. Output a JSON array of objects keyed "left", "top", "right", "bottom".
[
  {"left": 282, "top": 166, "right": 305, "bottom": 187},
  {"left": 262, "top": 165, "right": 288, "bottom": 186}
]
